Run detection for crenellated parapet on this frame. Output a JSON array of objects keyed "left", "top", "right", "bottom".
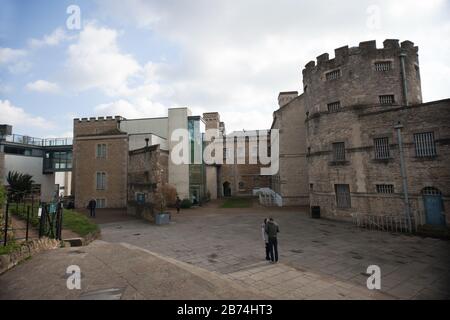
[
  {"left": 302, "top": 39, "right": 422, "bottom": 115},
  {"left": 74, "top": 115, "right": 125, "bottom": 123}
]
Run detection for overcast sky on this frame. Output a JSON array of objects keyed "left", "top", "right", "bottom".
[{"left": 1, "top": 0, "right": 449, "bottom": 138}]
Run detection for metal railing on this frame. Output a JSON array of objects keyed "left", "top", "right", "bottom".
[
  {"left": 352, "top": 213, "right": 417, "bottom": 233},
  {"left": 1, "top": 134, "right": 72, "bottom": 147}
]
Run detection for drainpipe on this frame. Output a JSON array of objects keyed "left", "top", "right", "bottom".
[
  {"left": 395, "top": 123, "right": 412, "bottom": 232},
  {"left": 399, "top": 53, "right": 409, "bottom": 107}
]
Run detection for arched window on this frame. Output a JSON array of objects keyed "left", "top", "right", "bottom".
[{"left": 421, "top": 187, "right": 442, "bottom": 196}]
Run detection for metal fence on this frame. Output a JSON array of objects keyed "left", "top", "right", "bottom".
[
  {"left": 1, "top": 200, "right": 64, "bottom": 247},
  {"left": 352, "top": 213, "right": 417, "bottom": 233}
]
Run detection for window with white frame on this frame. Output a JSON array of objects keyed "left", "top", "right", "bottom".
[
  {"left": 374, "top": 137, "right": 390, "bottom": 159},
  {"left": 414, "top": 132, "right": 437, "bottom": 157},
  {"left": 327, "top": 101, "right": 341, "bottom": 113},
  {"left": 379, "top": 95, "right": 395, "bottom": 105},
  {"left": 332, "top": 142, "right": 346, "bottom": 161},
  {"left": 96, "top": 144, "right": 107, "bottom": 158},
  {"left": 335, "top": 184, "right": 351, "bottom": 208},
  {"left": 326, "top": 69, "right": 341, "bottom": 81},
  {"left": 375, "top": 61, "right": 392, "bottom": 71},
  {"left": 96, "top": 172, "right": 106, "bottom": 190},
  {"left": 376, "top": 184, "right": 394, "bottom": 194}
]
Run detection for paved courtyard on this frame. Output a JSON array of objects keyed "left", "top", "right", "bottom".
[
  {"left": 1, "top": 201, "right": 449, "bottom": 300},
  {"left": 98, "top": 202, "right": 450, "bottom": 300}
]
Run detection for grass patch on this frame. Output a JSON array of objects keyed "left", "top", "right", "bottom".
[
  {"left": 62, "top": 209, "right": 99, "bottom": 237},
  {"left": 9, "top": 203, "right": 99, "bottom": 238},
  {"left": 220, "top": 197, "right": 253, "bottom": 208},
  {"left": 0, "top": 241, "right": 20, "bottom": 255}
]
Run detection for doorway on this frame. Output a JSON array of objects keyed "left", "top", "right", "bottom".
[
  {"left": 223, "top": 181, "right": 231, "bottom": 197},
  {"left": 422, "top": 187, "right": 445, "bottom": 226}
]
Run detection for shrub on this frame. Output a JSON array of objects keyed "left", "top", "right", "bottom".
[{"left": 180, "top": 198, "right": 192, "bottom": 209}]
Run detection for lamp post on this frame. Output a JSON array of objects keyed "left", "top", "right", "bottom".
[{"left": 395, "top": 123, "right": 412, "bottom": 232}]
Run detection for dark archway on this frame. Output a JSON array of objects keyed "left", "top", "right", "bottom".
[{"left": 223, "top": 181, "right": 231, "bottom": 197}]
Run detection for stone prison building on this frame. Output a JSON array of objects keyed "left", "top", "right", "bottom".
[{"left": 272, "top": 39, "right": 450, "bottom": 227}]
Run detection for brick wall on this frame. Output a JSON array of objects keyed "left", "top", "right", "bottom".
[
  {"left": 307, "top": 99, "right": 450, "bottom": 225},
  {"left": 73, "top": 117, "right": 128, "bottom": 209}
]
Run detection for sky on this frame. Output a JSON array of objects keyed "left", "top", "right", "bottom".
[{"left": 0, "top": 0, "right": 449, "bottom": 138}]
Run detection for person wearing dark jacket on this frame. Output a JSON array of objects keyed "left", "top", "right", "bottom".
[
  {"left": 87, "top": 199, "right": 96, "bottom": 218},
  {"left": 265, "top": 217, "right": 280, "bottom": 263},
  {"left": 261, "top": 218, "right": 270, "bottom": 261}
]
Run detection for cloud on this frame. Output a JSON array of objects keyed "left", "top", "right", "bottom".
[
  {"left": 0, "top": 47, "right": 26, "bottom": 64},
  {"left": 64, "top": 22, "right": 141, "bottom": 94},
  {"left": 26, "top": 80, "right": 60, "bottom": 93},
  {"left": 94, "top": 0, "right": 450, "bottom": 131},
  {"left": 0, "top": 47, "right": 31, "bottom": 74},
  {"left": 28, "top": 27, "right": 73, "bottom": 48},
  {"left": 94, "top": 98, "right": 169, "bottom": 119},
  {"left": 0, "top": 100, "right": 54, "bottom": 132}
]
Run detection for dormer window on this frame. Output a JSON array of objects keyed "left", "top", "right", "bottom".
[{"left": 326, "top": 69, "right": 341, "bottom": 81}]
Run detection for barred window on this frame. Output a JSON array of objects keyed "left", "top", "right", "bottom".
[
  {"left": 374, "top": 137, "right": 390, "bottom": 159},
  {"left": 335, "top": 184, "right": 351, "bottom": 208},
  {"left": 376, "top": 184, "right": 394, "bottom": 194},
  {"left": 327, "top": 101, "right": 341, "bottom": 113},
  {"left": 414, "top": 132, "right": 437, "bottom": 157},
  {"left": 96, "top": 172, "right": 106, "bottom": 190},
  {"left": 326, "top": 69, "right": 341, "bottom": 81},
  {"left": 375, "top": 61, "right": 392, "bottom": 71},
  {"left": 96, "top": 144, "right": 107, "bottom": 158},
  {"left": 96, "top": 199, "right": 106, "bottom": 208},
  {"left": 379, "top": 95, "right": 395, "bottom": 105},
  {"left": 332, "top": 142, "right": 346, "bottom": 161}
]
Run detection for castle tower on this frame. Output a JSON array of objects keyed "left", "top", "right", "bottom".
[
  {"left": 302, "top": 39, "right": 422, "bottom": 115},
  {"left": 72, "top": 116, "right": 128, "bottom": 208}
]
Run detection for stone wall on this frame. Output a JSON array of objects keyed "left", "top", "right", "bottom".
[
  {"left": 271, "top": 95, "right": 309, "bottom": 206},
  {"left": 307, "top": 99, "right": 450, "bottom": 225},
  {"left": 128, "top": 145, "right": 169, "bottom": 204},
  {"left": 73, "top": 117, "right": 128, "bottom": 209},
  {"left": 219, "top": 131, "right": 272, "bottom": 197}
]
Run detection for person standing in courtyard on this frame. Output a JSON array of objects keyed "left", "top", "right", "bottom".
[
  {"left": 265, "top": 217, "right": 280, "bottom": 263},
  {"left": 175, "top": 196, "right": 181, "bottom": 213},
  {"left": 88, "top": 198, "right": 96, "bottom": 218},
  {"left": 261, "top": 218, "right": 270, "bottom": 261}
]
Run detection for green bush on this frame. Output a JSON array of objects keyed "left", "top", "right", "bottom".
[{"left": 180, "top": 198, "right": 192, "bottom": 209}]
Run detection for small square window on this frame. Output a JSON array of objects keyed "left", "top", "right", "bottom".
[
  {"left": 376, "top": 184, "right": 394, "bottom": 194},
  {"left": 375, "top": 61, "right": 392, "bottom": 71},
  {"left": 379, "top": 95, "right": 395, "bottom": 105},
  {"left": 327, "top": 101, "right": 341, "bottom": 113},
  {"left": 414, "top": 132, "right": 436, "bottom": 157},
  {"left": 326, "top": 70, "right": 341, "bottom": 81}
]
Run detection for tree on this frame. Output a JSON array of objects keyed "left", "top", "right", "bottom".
[
  {"left": 0, "top": 185, "right": 5, "bottom": 208},
  {"left": 6, "top": 171, "right": 34, "bottom": 202}
]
